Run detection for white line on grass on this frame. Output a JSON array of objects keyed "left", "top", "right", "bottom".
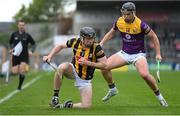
[{"left": 0, "top": 76, "right": 42, "bottom": 104}]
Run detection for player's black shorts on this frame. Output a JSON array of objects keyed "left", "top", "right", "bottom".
[{"left": 12, "top": 54, "right": 29, "bottom": 66}]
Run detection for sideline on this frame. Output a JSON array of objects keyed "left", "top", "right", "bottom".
[{"left": 0, "top": 76, "right": 42, "bottom": 104}]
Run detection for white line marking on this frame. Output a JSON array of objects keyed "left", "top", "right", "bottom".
[{"left": 0, "top": 76, "right": 41, "bottom": 104}]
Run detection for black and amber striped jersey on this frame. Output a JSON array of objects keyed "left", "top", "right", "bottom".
[{"left": 66, "top": 38, "right": 105, "bottom": 80}]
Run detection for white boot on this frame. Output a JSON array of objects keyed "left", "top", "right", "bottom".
[
  {"left": 156, "top": 94, "right": 168, "bottom": 107},
  {"left": 102, "top": 87, "right": 118, "bottom": 102}
]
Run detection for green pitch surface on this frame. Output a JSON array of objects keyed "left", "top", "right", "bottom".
[{"left": 0, "top": 70, "right": 180, "bottom": 115}]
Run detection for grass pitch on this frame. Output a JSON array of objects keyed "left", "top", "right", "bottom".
[{"left": 0, "top": 70, "right": 180, "bottom": 115}]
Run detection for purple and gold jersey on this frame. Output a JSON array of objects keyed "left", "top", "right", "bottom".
[{"left": 114, "top": 16, "right": 151, "bottom": 54}]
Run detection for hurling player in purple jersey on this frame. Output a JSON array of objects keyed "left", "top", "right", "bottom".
[{"left": 100, "top": 2, "right": 168, "bottom": 107}]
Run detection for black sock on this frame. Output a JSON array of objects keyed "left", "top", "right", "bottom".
[
  {"left": 108, "top": 83, "right": 115, "bottom": 89},
  {"left": 154, "top": 90, "right": 160, "bottom": 96},
  {"left": 54, "top": 90, "right": 59, "bottom": 97},
  {"left": 17, "top": 74, "right": 25, "bottom": 90}
]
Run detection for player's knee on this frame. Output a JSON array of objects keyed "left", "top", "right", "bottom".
[
  {"left": 19, "top": 66, "right": 27, "bottom": 73},
  {"left": 58, "top": 63, "right": 69, "bottom": 72},
  {"left": 139, "top": 71, "right": 149, "bottom": 78}
]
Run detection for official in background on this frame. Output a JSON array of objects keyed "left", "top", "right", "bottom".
[{"left": 9, "top": 20, "right": 36, "bottom": 90}]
